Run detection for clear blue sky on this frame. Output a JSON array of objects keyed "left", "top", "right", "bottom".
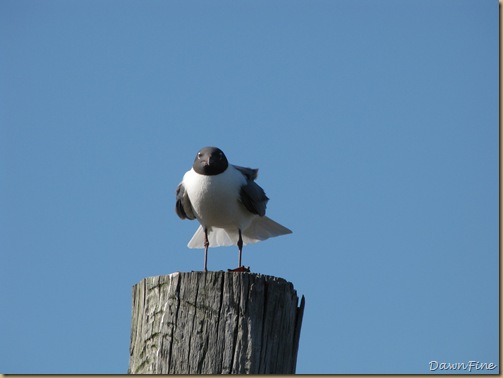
[{"left": 0, "top": 0, "right": 498, "bottom": 374}]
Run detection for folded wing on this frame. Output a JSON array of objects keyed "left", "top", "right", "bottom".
[
  {"left": 234, "top": 165, "right": 269, "bottom": 217},
  {"left": 175, "top": 183, "right": 196, "bottom": 220}
]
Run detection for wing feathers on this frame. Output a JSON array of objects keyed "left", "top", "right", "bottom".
[
  {"left": 239, "top": 183, "right": 268, "bottom": 216},
  {"left": 175, "top": 183, "right": 196, "bottom": 220},
  {"left": 234, "top": 165, "right": 269, "bottom": 216},
  {"left": 233, "top": 165, "right": 258, "bottom": 181}
]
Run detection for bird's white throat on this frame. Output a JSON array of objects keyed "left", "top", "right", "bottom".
[{"left": 183, "top": 166, "right": 253, "bottom": 230}]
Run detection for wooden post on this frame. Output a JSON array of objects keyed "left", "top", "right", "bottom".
[{"left": 128, "top": 271, "right": 305, "bottom": 374}]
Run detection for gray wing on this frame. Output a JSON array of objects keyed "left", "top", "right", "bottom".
[
  {"left": 176, "top": 182, "right": 196, "bottom": 220},
  {"left": 233, "top": 165, "right": 258, "bottom": 181},
  {"left": 234, "top": 165, "right": 269, "bottom": 217}
]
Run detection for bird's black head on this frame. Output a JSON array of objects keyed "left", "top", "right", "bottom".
[{"left": 192, "top": 146, "right": 229, "bottom": 176}]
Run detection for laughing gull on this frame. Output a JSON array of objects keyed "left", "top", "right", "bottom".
[{"left": 175, "top": 146, "right": 292, "bottom": 272}]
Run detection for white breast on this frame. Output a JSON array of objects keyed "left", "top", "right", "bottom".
[{"left": 182, "top": 166, "right": 254, "bottom": 230}]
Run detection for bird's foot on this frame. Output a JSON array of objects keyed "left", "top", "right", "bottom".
[{"left": 228, "top": 266, "right": 250, "bottom": 273}]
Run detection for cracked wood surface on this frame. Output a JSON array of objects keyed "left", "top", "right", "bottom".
[{"left": 128, "top": 271, "right": 305, "bottom": 374}]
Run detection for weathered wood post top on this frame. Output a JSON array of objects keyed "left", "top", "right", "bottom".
[{"left": 129, "top": 271, "right": 305, "bottom": 374}]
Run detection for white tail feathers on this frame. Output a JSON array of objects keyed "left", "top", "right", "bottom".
[{"left": 187, "top": 216, "right": 292, "bottom": 249}]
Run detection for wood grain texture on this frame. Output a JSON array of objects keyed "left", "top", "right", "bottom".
[{"left": 128, "top": 271, "right": 305, "bottom": 374}]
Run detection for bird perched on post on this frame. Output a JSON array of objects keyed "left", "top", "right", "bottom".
[{"left": 175, "top": 146, "right": 292, "bottom": 272}]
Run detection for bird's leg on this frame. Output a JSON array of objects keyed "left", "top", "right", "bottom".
[
  {"left": 228, "top": 230, "right": 249, "bottom": 272},
  {"left": 237, "top": 229, "right": 243, "bottom": 268},
  {"left": 204, "top": 228, "right": 209, "bottom": 272}
]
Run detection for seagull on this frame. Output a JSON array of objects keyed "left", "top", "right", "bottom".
[{"left": 175, "top": 146, "right": 292, "bottom": 272}]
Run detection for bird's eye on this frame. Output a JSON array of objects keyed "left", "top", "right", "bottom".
[{"left": 197, "top": 152, "right": 202, "bottom": 159}]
